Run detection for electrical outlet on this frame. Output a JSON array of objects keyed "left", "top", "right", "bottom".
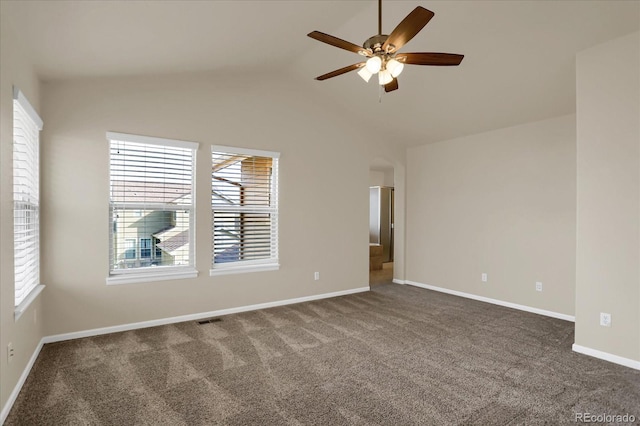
[
  {"left": 314, "top": 272, "right": 320, "bottom": 281},
  {"left": 7, "top": 343, "right": 14, "bottom": 363},
  {"left": 600, "top": 312, "right": 611, "bottom": 327},
  {"left": 536, "top": 282, "right": 543, "bottom": 292},
  {"left": 481, "top": 273, "right": 488, "bottom": 282}
]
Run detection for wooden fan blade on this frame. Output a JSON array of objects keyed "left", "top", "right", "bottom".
[
  {"left": 315, "top": 63, "right": 365, "bottom": 81},
  {"left": 382, "top": 7, "right": 434, "bottom": 53},
  {"left": 308, "top": 31, "right": 370, "bottom": 56},
  {"left": 384, "top": 79, "right": 398, "bottom": 93},
  {"left": 397, "top": 52, "right": 464, "bottom": 66}
]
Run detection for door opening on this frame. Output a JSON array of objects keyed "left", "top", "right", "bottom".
[{"left": 369, "top": 185, "right": 394, "bottom": 286}]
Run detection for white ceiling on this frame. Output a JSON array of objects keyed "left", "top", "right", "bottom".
[{"left": 2, "top": 0, "right": 638, "bottom": 145}]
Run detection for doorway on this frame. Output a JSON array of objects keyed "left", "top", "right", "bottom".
[{"left": 369, "top": 179, "right": 394, "bottom": 286}]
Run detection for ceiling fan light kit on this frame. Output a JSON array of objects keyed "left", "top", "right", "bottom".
[
  {"left": 357, "top": 66, "right": 374, "bottom": 82},
  {"left": 308, "top": 0, "right": 464, "bottom": 94},
  {"left": 366, "top": 56, "right": 383, "bottom": 74},
  {"left": 378, "top": 69, "right": 393, "bottom": 85},
  {"left": 387, "top": 59, "right": 404, "bottom": 78}
]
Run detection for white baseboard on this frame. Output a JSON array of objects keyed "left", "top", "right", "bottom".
[
  {"left": 404, "top": 280, "right": 575, "bottom": 322},
  {"left": 392, "top": 279, "right": 406, "bottom": 285},
  {"left": 572, "top": 344, "right": 640, "bottom": 370},
  {"left": 2, "top": 286, "right": 368, "bottom": 421},
  {"left": 1, "top": 339, "right": 44, "bottom": 424},
  {"left": 43, "top": 286, "right": 370, "bottom": 344}
]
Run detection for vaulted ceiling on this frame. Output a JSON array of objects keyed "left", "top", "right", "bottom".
[{"left": 2, "top": 0, "right": 638, "bottom": 145}]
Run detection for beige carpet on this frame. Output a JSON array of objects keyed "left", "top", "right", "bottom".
[{"left": 6, "top": 284, "right": 640, "bottom": 425}]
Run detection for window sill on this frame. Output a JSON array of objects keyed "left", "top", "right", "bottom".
[
  {"left": 15, "top": 284, "right": 45, "bottom": 321},
  {"left": 106, "top": 268, "right": 198, "bottom": 285},
  {"left": 209, "top": 263, "right": 279, "bottom": 277}
]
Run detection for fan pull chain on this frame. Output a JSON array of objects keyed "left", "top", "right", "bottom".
[{"left": 379, "top": 84, "right": 383, "bottom": 103}]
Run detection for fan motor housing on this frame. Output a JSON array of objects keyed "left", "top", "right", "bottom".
[{"left": 363, "top": 34, "right": 389, "bottom": 53}]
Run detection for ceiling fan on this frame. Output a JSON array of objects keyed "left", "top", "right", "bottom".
[{"left": 307, "top": 0, "right": 464, "bottom": 93}]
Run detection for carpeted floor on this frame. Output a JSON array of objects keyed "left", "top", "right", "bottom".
[{"left": 6, "top": 284, "right": 640, "bottom": 425}]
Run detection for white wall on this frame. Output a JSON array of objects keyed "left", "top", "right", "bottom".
[
  {"left": 0, "top": 6, "right": 45, "bottom": 414},
  {"left": 369, "top": 170, "right": 385, "bottom": 187},
  {"left": 39, "top": 71, "right": 395, "bottom": 336},
  {"left": 406, "top": 114, "right": 577, "bottom": 316},
  {"left": 369, "top": 169, "right": 394, "bottom": 188},
  {"left": 575, "top": 32, "right": 639, "bottom": 362}
]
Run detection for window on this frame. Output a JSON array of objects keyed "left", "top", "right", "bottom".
[
  {"left": 107, "top": 132, "right": 198, "bottom": 284},
  {"left": 13, "top": 88, "right": 44, "bottom": 312},
  {"left": 140, "top": 238, "right": 152, "bottom": 258},
  {"left": 124, "top": 238, "right": 137, "bottom": 259},
  {"left": 211, "top": 146, "right": 279, "bottom": 275}
]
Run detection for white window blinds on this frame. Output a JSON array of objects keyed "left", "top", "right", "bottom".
[
  {"left": 13, "top": 88, "right": 43, "bottom": 307},
  {"left": 211, "top": 146, "right": 279, "bottom": 271},
  {"left": 108, "top": 132, "right": 198, "bottom": 276}
]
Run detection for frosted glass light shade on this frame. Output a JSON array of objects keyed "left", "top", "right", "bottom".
[
  {"left": 378, "top": 69, "right": 393, "bottom": 85},
  {"left": 386, "top": 59, "right": 404, "bottom": 78},
  {"left": 357, "top": 67, "right": 373, "bottom": 82},
  {"left": 366, "top": 56, "right": 382, "bottom": 73}
]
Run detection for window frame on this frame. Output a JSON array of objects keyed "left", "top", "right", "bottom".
[
  {"left": 13, "top": 87, "right": 45, "bottom": 319},
  {"left": 106, "top": 132, "right": 199, "bottom": 285},
  {"left": 210, "top": 145, "right": 280, "bottom": 277}
]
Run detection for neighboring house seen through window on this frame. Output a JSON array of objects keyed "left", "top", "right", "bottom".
[
  {"left": 211, "top": 145, "right": 279, "bottom": 275},
  {"left": 13, "top": 87, "right": 44, "bottom": 312},
  {"left": 107, "top": 132, "right": 198, "bottom": 284}
]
